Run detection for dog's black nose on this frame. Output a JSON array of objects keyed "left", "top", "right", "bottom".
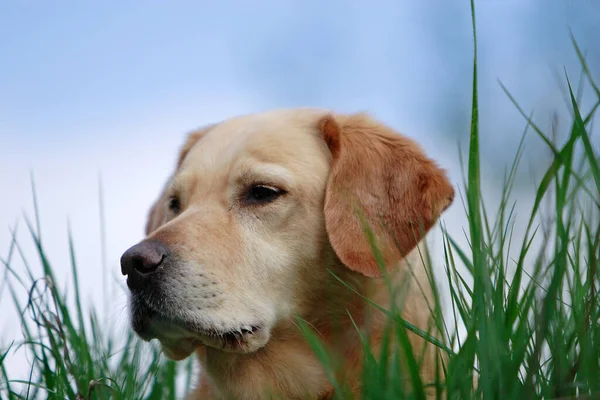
[{"left": 120, "top": 240, "right": 168, "bottom": 276}]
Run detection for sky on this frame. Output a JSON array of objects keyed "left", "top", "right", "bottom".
[{"left": 1, "top": 0, "right": 599, "bottom": 390}]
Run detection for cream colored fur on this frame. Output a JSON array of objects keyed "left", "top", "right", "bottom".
[{"left": 125, "top": 108, "right": 454, "bottom": 399}]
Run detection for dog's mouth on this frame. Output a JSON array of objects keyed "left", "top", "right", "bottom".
[
  {"left": 210, "top": 325, "right": 261, "bottom": 343},
  {"left": 156, "top": 324, "right": 265, "bottom": 360},
  {"left": 131, "top": 298, "right": 268, "bottom": 357},
  {"left": 194, "top": 324, "right": 265, "bottom": 353}
]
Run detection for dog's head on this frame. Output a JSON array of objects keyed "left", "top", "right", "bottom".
[{"left": 120, "top": 109, "right": 454, "bottom": 360}]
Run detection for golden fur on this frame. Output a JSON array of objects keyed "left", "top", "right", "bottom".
[{"left": 123, "top": 108, "right": 454, "bottom": 399}]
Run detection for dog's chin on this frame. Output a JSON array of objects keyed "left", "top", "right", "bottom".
[{"left": 159, "top": 337, "right": 203, "bottom": 361}]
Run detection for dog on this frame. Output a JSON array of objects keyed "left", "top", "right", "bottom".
[{"left": 120, "top": 108, "right": 454, "bottom": 399}]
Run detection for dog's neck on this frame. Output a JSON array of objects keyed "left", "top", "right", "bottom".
[{"left": 191, "top": 247, "right": 433, "bottom": 400}]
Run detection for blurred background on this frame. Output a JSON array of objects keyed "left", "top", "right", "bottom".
[{"left": 1, "top": 0, "right": 599, "bottom": 383}]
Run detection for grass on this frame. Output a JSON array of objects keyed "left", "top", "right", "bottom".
[
  {"left": 0, "top": 195, "right": 196, "bottom": 398},
  {"left": 1, "top": 2, "right": 599, "bottom": 399}
]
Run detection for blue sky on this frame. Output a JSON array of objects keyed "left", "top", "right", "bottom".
[
  {"left": 1, "top": 0, "right": 599, "bottom": 384},
  {"left": 3, "top": 1, "right": 598, "bottom": 150}
]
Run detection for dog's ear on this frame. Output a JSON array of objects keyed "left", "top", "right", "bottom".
[
  {"left": 144, "top": 124, "right": 215, "bottom": 236},
  {"left": 319, "top": 113, "right": 454, "bottom": 278}
]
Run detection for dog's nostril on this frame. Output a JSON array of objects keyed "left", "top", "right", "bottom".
[
  {"left": 132, "top": 253, "right": 164, "bottom": 274},
  {"left": 120, "top": 240, "right": 168, "bottom": 276}
]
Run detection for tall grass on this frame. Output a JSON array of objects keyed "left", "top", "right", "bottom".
[
  {"left": 0, "top": 190, "right": 195, "bottom": 399},
  {"left": 299, "top": 4, "right": 599, "bottom": 398},
  {"left": 2, "top": 2, "right": 599, "bottom": 399}
]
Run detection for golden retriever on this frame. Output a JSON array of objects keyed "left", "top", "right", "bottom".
[{"left": 120, "top": 108, "right": 454, "bottom": 399}]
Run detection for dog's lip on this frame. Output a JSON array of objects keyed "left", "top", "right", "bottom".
[
  {"left": 202, "top": 325, "right": 263, "bottom": 349},
  {"left": 200, "top": 324, "right": 261, "bottom": 338}
]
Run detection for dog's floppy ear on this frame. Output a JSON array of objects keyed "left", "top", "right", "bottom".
[
  {"left": 144, "top": 124, "right": 216, "bottom": 236},
  {"left": 319, "top": 113, "right": 454, "bottom": 278}
]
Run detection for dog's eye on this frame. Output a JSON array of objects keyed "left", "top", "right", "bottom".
[
  {"left": 168, "top": 196, "right": 181, "bottom": 213},
  {"left": 244, "top": 185, "right": 285, "bottom": 205}
]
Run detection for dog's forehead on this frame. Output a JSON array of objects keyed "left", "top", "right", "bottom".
[{"left": 182, "top": 109, "right": 328, "bottom": 171}]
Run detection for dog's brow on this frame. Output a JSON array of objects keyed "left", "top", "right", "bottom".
[
  {"left": 238, "top": 163, "right": 294, "bottom": 187},
  {"left": 169, "top": 170, "right": 198, "bottom": 196}
]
